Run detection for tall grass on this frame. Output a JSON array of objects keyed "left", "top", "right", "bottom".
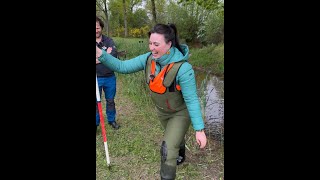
[
  {"left": 189, "top": 43, "right": 224, "bottom": 76},
  {"left": 113, "top": 37, "right": 149, "bottom": 58}
]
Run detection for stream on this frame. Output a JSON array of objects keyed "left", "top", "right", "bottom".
[{"left": 195, "top": 71, "right": 224, "bottom": 142}]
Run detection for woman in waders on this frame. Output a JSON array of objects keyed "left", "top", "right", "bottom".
[{"left": 96, "top": 23, "right": 207, "bottom": 180}]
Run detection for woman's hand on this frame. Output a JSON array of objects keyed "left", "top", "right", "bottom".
[{"left": 196, "top": 130, "right": 207, "bottom": 149}]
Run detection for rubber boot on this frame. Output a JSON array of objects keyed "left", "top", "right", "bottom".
[
  {"left": 177, "top": 144, "right": 186, "bottom": 165},
  {"left": 160, "top": 163, "right": 176, "bottom": 180}
]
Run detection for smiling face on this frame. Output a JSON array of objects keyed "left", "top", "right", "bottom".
[
  {"left": 149, "top": 33, "right": 172, "bottom": 59},
  {"left": 96, "top": 22, "right": 102, "bottom": 39}
]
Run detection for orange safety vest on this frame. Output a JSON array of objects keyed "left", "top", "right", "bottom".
[
  {"left": 145, "top": 55, "right": 187, "bottom": 112},
  {"left": 146, "top": 56, "right": 184, "bottom": 94}
]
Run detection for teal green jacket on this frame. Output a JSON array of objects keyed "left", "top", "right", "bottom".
[{"left": 98, "top": 44, "right": 204, "bottom": 131}]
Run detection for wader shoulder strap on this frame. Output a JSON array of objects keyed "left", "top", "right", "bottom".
[
  {"left": 145, "top": 54, "right": 153, "bottom": 84},
  {"left": 163, "top": 61, "right": 186, "bottom": 87}
]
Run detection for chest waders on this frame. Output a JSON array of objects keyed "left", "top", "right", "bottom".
[{"left": 145, "top": 55, "right": 190, "bottom": 180}]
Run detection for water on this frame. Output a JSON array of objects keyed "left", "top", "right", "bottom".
[{"left": 195, "top": 71, "right": 224, "bottom": 142}]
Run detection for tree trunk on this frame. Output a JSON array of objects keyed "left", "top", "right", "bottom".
[
  {"left": 123, "top": 0, "right": 128, "bottom": 37},
  {"left": 151, "top": 0, "right": 157, "bottom": 25},
  {"left": 103, "top": 0, "right": 109, "bottom": 36}
]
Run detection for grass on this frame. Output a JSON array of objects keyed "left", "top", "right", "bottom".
[
  {"left": 189, "top": 43, "right": 224, "bottom": 76},
  {"left": 113, "top": 37, "right": 149, "bottom": 58},
  {"left": 96, "top": 37, "right": 224, "bottom": 179},
  {"left": 96, "top": 72, "right": 224, "bottom": 179}
]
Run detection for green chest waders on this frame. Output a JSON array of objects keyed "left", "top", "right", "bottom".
[{"left": 145, "top": 56, "right": 190, "bottom": 179}]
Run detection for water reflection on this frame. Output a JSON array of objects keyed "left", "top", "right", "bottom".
[{"left": 195, "top": 71, "right": 224, "bottom": 142}]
